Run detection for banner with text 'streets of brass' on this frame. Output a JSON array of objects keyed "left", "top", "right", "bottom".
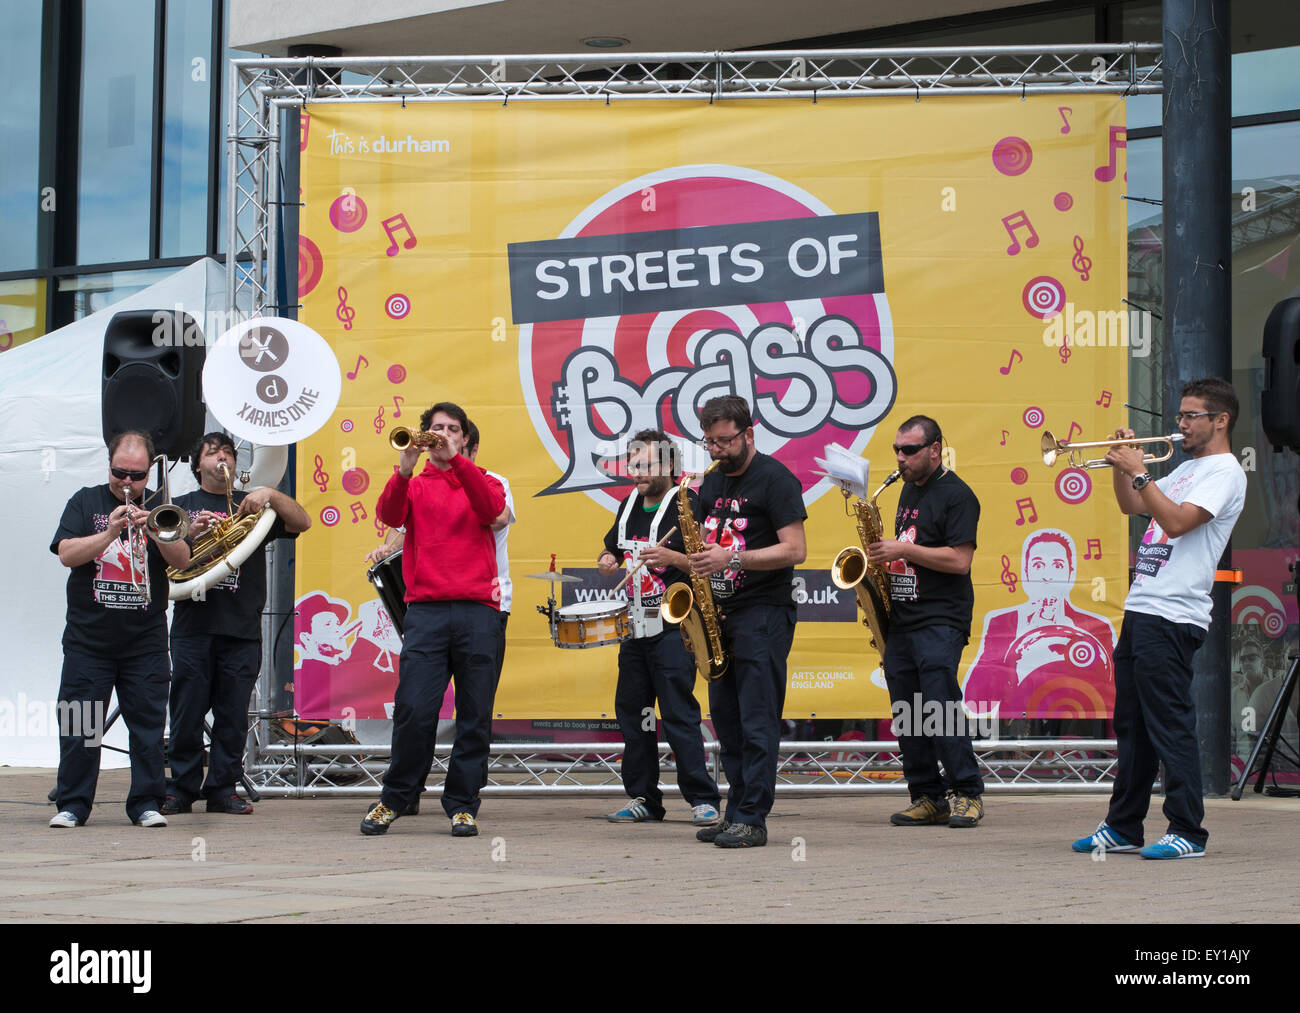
[{"left": 293, "top": 97, "right": 1129, "bottom": 722}]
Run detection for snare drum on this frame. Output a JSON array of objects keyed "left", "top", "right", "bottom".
[
  {"left": 366, "top": 548, "right": 407, "bottom": 637},
  {"left": 553, "top": 600, "right": 631, "bottom": 649}
]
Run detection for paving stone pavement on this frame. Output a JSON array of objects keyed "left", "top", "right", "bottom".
[{"left": 3, "top": 767, "right": 1297, "bottom": 924}]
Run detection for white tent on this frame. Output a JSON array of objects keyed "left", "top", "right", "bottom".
[{"left": 0, "top": 259, "right": 228, "bottom": 767}]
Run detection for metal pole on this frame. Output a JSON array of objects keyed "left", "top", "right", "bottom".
[{"left": 1161, "top": 0, "right": 1232, "bottom": 794}]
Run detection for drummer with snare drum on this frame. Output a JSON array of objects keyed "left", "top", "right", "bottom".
[{"left": 596, "top": 429, "right": 722, "bottom": 828}]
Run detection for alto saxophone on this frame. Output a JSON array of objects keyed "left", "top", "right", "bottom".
[
  {"left": 830, "top": 469, "right": 901, "bottom": 654},
  {"left": 659, "top": 461, "right": 729, "bottom": 681}
]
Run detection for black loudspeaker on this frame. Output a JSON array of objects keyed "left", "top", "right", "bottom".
[
  {"left": 1261, "top": 297, "right": 1300, "bottom": 454},
  {"left": 102, "top": 309, "right": 206, "bottom": 459}
]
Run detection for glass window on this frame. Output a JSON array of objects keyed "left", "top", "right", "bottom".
[
  {"left": 1233, "top": 46, "right": 1300, "bottom": 117},
  {"left": 0, "top": 0, "right": 44, "bottom": 273},
  {"left": 0, "top": 279, "right": 47, "bottom": 353},
  {"left": 160, "top": 0, "right": 214, "bottom": 257},
  {"left": 56, "top": 267, "right": 175, "bottom": 322},
  {"left": 1117, "top": 1, "right": 1161, "bottom": 43},
  {"left": 77, "top": 0, "right": 157, "bottom": 265}
]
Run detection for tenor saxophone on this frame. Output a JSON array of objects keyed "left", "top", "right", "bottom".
[
  {"left": 830, "top": 469, "right": 901, "bottom": 654},
  {"left": 659, "top": 461, "right": 729, "bottom": 681}
]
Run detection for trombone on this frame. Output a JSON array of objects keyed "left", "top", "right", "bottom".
[
  {"left": 123, "top": 454, "right": 189, "bottom": 604},
  {"left": 1041, "top": 430, "right": 1184, "bottom": 470}
]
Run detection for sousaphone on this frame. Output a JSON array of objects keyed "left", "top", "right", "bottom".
[{"left": 167, "top": 460, "right": 278, "bottom": 600}]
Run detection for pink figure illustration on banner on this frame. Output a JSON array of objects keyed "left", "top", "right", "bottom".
[
  {"left": 293, "top": 591, "right": 364, "bottom": 717},
  {"left": 964, "top": 528, "right": 1117, "bottom": 718}
]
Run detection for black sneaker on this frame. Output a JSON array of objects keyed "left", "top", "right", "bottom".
[
  {"left": 205, "top": 792, "right": 253, "bottom": 815},
  {"left": 450, "top": 812, "right": 479, "bottom": 837},
  {"left": 161, "top": 795, "right": 192, "bottom": 816},
  {"left": 696, "top": 820, "right": 731, "bottom": 843},
  {"left": 714, "top": 823, "right": 767, "bottom": 848},
  {"left": 360, "top": 801, "right": 399, "bottom": 836}
]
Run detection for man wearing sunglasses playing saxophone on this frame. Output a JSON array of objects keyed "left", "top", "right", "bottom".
[{"left": 48, "top": 430, "right": 191, "bottom": 829}]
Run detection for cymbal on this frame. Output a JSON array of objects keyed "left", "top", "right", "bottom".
[{"left": 525, "top": 571, "right": 584, "bottom": 584}]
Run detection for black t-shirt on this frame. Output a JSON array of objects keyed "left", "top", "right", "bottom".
[
  {"left": 887, "top": 468, "right": 980, "bottom": 638},
  {"left": 50, "top": 483, "right": 170, "bottom": 657},
  {"left": 603, "top": 488, "right": 694, "bottom": 612},
  {"left": 169, "top": 488, "right": 296, "bottom": 640},
  {"left": 694, "top": 452, "right": 807, "bottom": 611}
]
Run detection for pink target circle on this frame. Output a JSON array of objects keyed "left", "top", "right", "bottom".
[
  {"left": 1010, "top": 467, "right": 1029, "bottom": 485},
  {"left": 385, "top": 293, "right": 410, "bottom": 320},
  {"left": 992, "top": 137, "right": 1033, "bottom": 176},
  {"left": 1055, "top": 467, "right": 1092, "bottom": 505},
  {"left": 1069, "top": 641, "right": 1097, "bottom": 667},
  {"left": 340, "top": 419, "right": 354, "bottom": 433},
  {"left": 298, "top": 235, "right": 323, "bottom": 298},
  {"left": 329, "top": 193, "right": 368, "bottom": 233},
  {"left": 1023, "top": 407, "right": 1045, "bottom": 429},
  {"left": 320, "top": 506, "right": 341, "bottom": 527},
  {"left": 1023, "top": 276, "right": 1066, "bottom": 320},
  {"left": 387, "top": 364, "right": 407, "bottom": 384},
  {"left": 1054, "top": 192, "right": 1074, "bottom": 212},
  {"left": 1264, "top": 611, "right": 1286, "bottom": 637},
  {"left": 342, "top": 468, "right": 370, "bottom": 496}
]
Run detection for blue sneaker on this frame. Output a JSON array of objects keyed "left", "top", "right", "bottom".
[
  {"left": 691, "top": 803, "right": 721, "bottom": 826},
  {"left": 1071, "top": 821, "right": 1139, "bottom": 854},
  {"left": 607, "top": 797, "right": 655, "bottom": 822},
  {"left": 1139, "top": 833, "right": 1205, "bottom": 859}
]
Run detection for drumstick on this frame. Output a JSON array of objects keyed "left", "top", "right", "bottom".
[{"left": 613, "top": 527, "right": 678, "bottom": 594}]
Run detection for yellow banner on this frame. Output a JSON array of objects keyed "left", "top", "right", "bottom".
[{"left": 295, "top": 96, "right": 1129, "bottom": 722}]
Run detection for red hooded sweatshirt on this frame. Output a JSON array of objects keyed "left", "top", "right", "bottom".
[{"left": 375, "top": 454, "right": 506, "bottom": 609}]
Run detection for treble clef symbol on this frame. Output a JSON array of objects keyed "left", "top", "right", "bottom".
[
  {"left": 336, "top": 286, "right": 356, "bottom": 330},
  {"left": 1000, "top": 554, "right": 1018, "bottom": 594},
  {"left": 374, "top": 405, "right": 385, "bottom": 433},
  {"left": 1059, "top": 334, "right": 1072, "bottom": 365},
  {"left": 1071, "top": 234, "right": 1092, "bottom": 282},
  {"left": 312, "top": 454, "right": 329, "bottom": 492}
]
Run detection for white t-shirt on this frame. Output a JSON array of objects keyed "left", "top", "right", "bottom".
[
  {"left": 1124, "top": 452, "right": 1246, "bottom": 629},
  {"left": 486, "top": 469, "right": 515, "bottom": 614}
]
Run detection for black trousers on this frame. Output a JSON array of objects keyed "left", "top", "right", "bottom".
[
  {"left": 167, "top": 634, "right": 261, "bottom": 801},
  {"left": 380, "top": 600, "right": 501, "bottom": 818},
  {"left": 1105, "top": 610, "right": 1208, "bottom": 847},
  {"left": 614, "top": 628, "right": 720, "bottom": 818}
]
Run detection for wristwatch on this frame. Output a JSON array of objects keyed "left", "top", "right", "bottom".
[
  {"left": 728, "top": 550, "right": 742, "bottom": 571},
  {"left": 1132, "top": 472, "right": 1153, "bottom": 491}
]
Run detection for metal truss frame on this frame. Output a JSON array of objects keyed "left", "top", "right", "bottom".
[{"left": 228, "top": 45, "right": 1157, "bottom": 792}]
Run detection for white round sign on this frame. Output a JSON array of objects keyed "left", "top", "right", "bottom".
[{"left": 204, "top": 317, "right": 341, "bottom": 446}]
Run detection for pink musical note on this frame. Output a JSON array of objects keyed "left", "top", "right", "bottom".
[
  {"left": 350, "top": 502, "right": 368, "bottom": 523},
  {"left": 1001, "top": 210, "right": 1039, "bottom": 255},
  {"left": 1095, "top": 125, "right": 1127, "bottom": 182},
  {"left": 392, "top": 395, "right": 404, "bottom": 418},
  {"left": 1000, "top": 554, "right": 1018, "bottom": 594},
  {"left": 1000, "top": 430, "right": 1009, "bottom": 446},
  {"left": 1066, "top": 421, "right": 1083, "bottom": 444},
  {"left": 382, "top": 213, "right": 417, "bottom": 256},
  {"left": 0, "top": 319, "right": 12, "bottom": 352},
  {"left": 1084, "top": 537, "right": 1102, "bottom": 560},
  {"left": 1014, "top": 497, "right": 1037, "bottom": 526},
  {"left": 1096, "top": 389, "right": 1113, "bottom": 408},
  {"left": 374, "top": 406, "right": 385, "bottom": 434},
  {"left": 312, "top": 454, "right": 329, "bottom": 493},
  {"left": 999, "top": 349, "right": 1023, "bottom": 375},
  {"left": 347, "top": 354, "right": 368, "bottom": 380},
  {"left": 300, "top": 112, "right": 310, "bottom": 152},
  {"left": 374, "top": 515, "right": 388, "bottom": 539},
  {"left": 1058, "top": 106, "right": 1072, "bottom": 134}
]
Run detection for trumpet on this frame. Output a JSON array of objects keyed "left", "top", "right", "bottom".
[
  {"left": 1041, "top": 430, "right": 1183, "bottom": 470},
  {"left": 389, "top": 427, "right": 446, "bottom": 453}
]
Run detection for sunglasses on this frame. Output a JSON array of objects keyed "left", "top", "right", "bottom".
[
  {"left": 111, "top": 467, "right": 149, "bottom": 481},
  {"left": 892, "top": 441, "right": 937, "bottom": 456}
]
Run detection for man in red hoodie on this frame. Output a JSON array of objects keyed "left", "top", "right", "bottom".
[{"left": 360, "top": 402, "right": 506, "bottom": 838}]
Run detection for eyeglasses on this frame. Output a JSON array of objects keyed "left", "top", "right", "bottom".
[
  {"left": 110, "top": 467, "right": 148, "bottom": 481},
  {"left": 700, "top": 431, "right": 745, "bottom": 451},
  {"left": 892, "top": 441, "right": 937, "bottom": 456},
  {"left": 1173, "top": 411, "right": 1222, "bottom": 424}
]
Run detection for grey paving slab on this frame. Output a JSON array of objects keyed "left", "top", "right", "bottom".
[{"left": 1, "top": 886, "right": 380, "bottom": 923}]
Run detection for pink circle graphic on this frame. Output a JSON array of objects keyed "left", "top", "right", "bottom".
[
  {"left": 1023, "top": 276, "right": 1066, "bottom": 320},
  {"left": 992, "top": 137, "right": 1033, "bottom": 176},
  {"left": 1054, "top": 192, "right": 1074, "bottom": 212},
  {"left": 298, "top": 235, "right": 323, "bottom": 298},
  {"left": 320, "top": 506, "right": 341, "bottom": 527},
  {"left": 1023, "top": 406, "right": 1045, "bottom": 429},
  {"left": 1069, "top": 640, "right": 1097, "bottom": 667},
  {"left": 387, "top": 364, "right": 407, "bottom": 384},
  {"left": 385, "top": 293, "right": 411, "bottom": 320},
  {"left": 1010, "top": 467, "right": 1029, "bottom": 485},
  {"left": 329, "top": 193, "right": 368, "bottom": 233},
  {"left": 342, "top": 468, "right": 370, "bottom": 496},
  {"left": 340, "top": 419, "right": 354, "bottom": 433},
  {"left": 1055, "top": 467, "right": 1092, "bottom": 505}
]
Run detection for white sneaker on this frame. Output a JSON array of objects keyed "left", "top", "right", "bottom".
[
  {"left": 133, "top": 810, "right": 168, "bottom": 828},
  {"left": 49, "top": 810, "right": 80, "bottom": 828}
]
